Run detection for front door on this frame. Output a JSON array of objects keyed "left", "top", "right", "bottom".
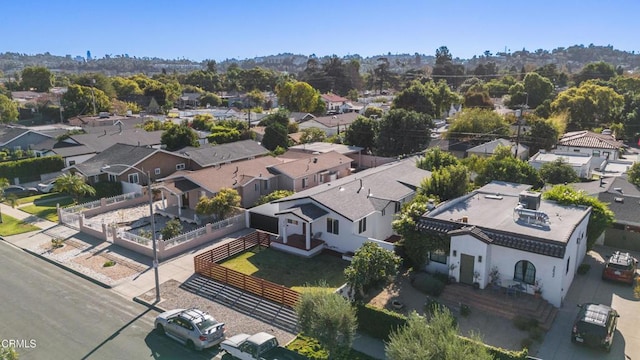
[{"left": 459, "top": 254, "right": 475, "bottom": 285}]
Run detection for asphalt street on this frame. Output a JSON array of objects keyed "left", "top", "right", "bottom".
[{"left": 0, "top": 241, "right": 224, "bottom": 360}]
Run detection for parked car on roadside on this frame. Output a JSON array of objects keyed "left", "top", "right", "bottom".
[
  {"left": 154, "top": 308, "right": 225, "bottom": 351},
  {"left": 221, "top": 332, "right": 307, "bottom": 360},
  {"left": 2, "top": 185, "right": 39, "bottom": 197},
  {"left": 601, "top": 251, "right": 637, "bottom": 285},
  {"left": 571, "top": 303, "right": 619, "bottom": 352}
]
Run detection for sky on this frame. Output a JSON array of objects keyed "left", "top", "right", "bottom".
[{"left": 3, "top": 0, "right": 640, "bottom": 62}]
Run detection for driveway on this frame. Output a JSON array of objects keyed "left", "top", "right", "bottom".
[{"left": 537, "top": 246, "right": 639, "bottom": 359}]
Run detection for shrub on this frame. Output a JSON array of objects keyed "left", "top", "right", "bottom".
[
  {"left": 51, "top": 238, "right": 64, "bottom": 248},
  {"left": 355, "top": 304, "right": 406, "bottom": 340},
  {"left": 432, "top": 271, "right": 451, "bottom": 284},
  {"left": 412, "top": 273, "right": 445, "bottom": 296},
  {"left": 577, "top": 263, "right": 591, "bottom": 275},
  {"left": 529, "top": 327, "right": 544, "bottom": 342},
  {"left": 103, "top": 260, "right": 116, "bottom": 267},
  {"left": 93, "top": 181, "right": 123, "bottom": 198}
]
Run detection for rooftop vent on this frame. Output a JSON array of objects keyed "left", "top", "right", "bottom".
[
  {"left": 513, "top": 204, "right": 549, "bottom": 226},
  {"left": 485, "top": 194, "right": 503, "bottom": 200}
]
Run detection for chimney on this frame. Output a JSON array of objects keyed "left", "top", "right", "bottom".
[{"left": 462, "top": 216, "right": 468, "bottom": 223}]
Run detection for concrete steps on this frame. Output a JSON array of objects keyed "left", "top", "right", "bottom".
[{"left": 439, "top": 283, "right": 557, "bottom": 331}]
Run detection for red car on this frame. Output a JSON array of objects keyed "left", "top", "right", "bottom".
[{"left": 601, "top": 251, "right": 637, "bottom": 285}]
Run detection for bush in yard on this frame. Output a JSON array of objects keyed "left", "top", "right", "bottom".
[
  {"left": 412, "top": 272, "right": 445, "bottom": 296},
  {"left": 93, "top": 181, "right": 122, "bottom": 198},
  {"left": 160, "top": 218, "right": 183, "bottom": 240},
  {"left": 577, "top": 263, "right": 591, "bottom": 275},
  {"left": 520, "top": 337, "right": 533, "bottom": 350},
  {"left": 356, "top": 304, "right": 407, "bottom": 340},
  {"left": 344, "top": 242, "right": 401, "bottom": 299},
  {"left": 295, "top": 285, "right": 357, "bottom": 359}
]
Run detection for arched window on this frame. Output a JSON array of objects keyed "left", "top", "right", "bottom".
[{"left": 514, "top": 260, "right": 536, "bottom": 285}]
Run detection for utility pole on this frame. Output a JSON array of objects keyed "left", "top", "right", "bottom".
[
  {"left": 91, "top": 78, "right": 97, "bottom": 115},
  {"left": 514, "top": 93, "right": 528, "bottom": 158}
]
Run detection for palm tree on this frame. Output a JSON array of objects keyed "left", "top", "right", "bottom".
[{"left": 53, "top": 173, "right": 96, "bottom": 203}]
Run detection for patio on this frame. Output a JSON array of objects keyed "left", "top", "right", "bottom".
[{"left": 271, "top": 233, "right": 325, "bottom": 258}]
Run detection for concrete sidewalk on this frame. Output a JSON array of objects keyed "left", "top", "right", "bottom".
[{"left": 0, "top": 202, "right": 58, "bottom": 230}]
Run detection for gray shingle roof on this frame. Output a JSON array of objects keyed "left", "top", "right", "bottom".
[
  {"left": 72, "top": 143, "right": 157, "bottom": 176},
  {"left": 276, "top": 203, "right": 329, "bottom": 222},
  {"left": 179, "top": 140, "right": 268, "bottom": 168},
  {"left": 68, "top": 129, "right": 163, "bottom": 152},
  {"left": 0, "top": 127, "right": 29, "bottom": 145}
]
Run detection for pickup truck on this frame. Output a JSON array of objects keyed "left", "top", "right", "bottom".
[{"left": 220, "top": 332, "right": 307, "bottom": 360}]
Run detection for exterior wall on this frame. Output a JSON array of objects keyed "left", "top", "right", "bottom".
[
  {"left": 64, "top": 153, "right": 96, "bottom": 167},
  {"left": 355, "top": 154, "right": 396, "bottom": 169},
  {"left": 239, "top": 178, "right": 268, "bottom": 208},
  {"left": 119, "top": 152, "right": 189, "bottom": 184},
  {"left": 291, "top": 163, "right": 352, "bottom": 192},
  {"left": 529, "top": 159, "right": 590, "bottom": 178},
  {"left": 449, "top": 235, "right": 489, "bottom": 286},
  {"left": 555, "top": 145, "right": 619, "bottom": 161}
]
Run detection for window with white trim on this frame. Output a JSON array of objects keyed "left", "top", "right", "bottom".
[
  {"left": 155, "top": 168, "right": 161, "bottom": 175},
  {"left": 176, "top": 163, "right": 186, "bottom": 170},
  {"left": 108, "top": 174, "right": 117, "bottom": 182},
  {"left": 128, "top": 173, "right": 139, "bottom": 184},
  {"left": 326, "top": 218, "right": 339, "bottom": 235},
  {"left": 430, "top": 250, "right": 447, "bottom": 264},
  {"left": 287, "top": 219, "right": 299, "bottom": 225},
  {"left": 514, "top": 260, "right": 536, "bottom": 285},
  {"left": 302, "top": 177, "right": 308, "bottom": 188}
]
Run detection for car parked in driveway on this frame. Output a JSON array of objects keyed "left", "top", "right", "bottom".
[
  {"left": 602, "top": 251, "right": 637, "bottom": 285},
  {"left": 37, "top": 179, "right": 57, "bottom": 193},
  {"left": 571, "top": 303, "right": 619, "bottom": 352},
  {"left": 154, "top": 308, "right": 225, "bottom": 351},
  {"left": 2, "top": 185, "right": 39, "bottom": 197}
]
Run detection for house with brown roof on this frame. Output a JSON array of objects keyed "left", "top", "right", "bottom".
[
  {"left": 298, "top": 112, "right": 360, "bottom": 137},
  {"left": 269, "top": 151, "right": 352, "bottom": 192},
  {"left": 556, "top": 130, "right": 623, "bottom": 160},
  {"left": 320, "top": 93, "right": 349, "bottom": 113}
]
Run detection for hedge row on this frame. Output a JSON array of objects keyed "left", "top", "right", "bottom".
[
  {"left": 356, "top": 303, "right": 407, "bottom": 340},
  {"left": 358, "top": 303, "right": 529, "bottom": 360},
  {"left": 0, "top": 156, "right": 65, "bottom": 184}
]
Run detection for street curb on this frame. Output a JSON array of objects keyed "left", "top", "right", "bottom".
[
  {"left": 133, "top": 296, "right": 167, "bottom": 313},
  {"left": 18, "top": 245, "right": 113, "bottom": 289}
]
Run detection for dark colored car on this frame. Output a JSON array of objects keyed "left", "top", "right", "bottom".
[
  {"left": 2, "top": 185, "right": 39, "bottom": 197},
  {"left": 571, "top": 303, "right": 619, "bottom": 352},
  {"left": 602, "top": 251, "right": 637, "bottom": 285}
]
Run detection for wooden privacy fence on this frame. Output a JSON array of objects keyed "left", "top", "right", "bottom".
[{"left": 194, "top": 231, "right": 300, "bottom": 308}]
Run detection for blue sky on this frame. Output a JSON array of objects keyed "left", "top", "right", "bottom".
[{"left": 4, "top": 0, "right": 640, "bottom": 62}]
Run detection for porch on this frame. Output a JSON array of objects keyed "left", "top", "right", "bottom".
[
  {"left": 155, "top": 204, "right": 201, "bottom": 225},
  {"left": 271, "top": 233, "right": 325, "bottom": 258},
  {"left": 439, "top": 283, "right": 558, "bottom": 331}
]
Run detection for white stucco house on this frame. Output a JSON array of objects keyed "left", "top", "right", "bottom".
[
  {"left": 529, "top": 151, "right": 594, "bottom": 179},
  {"left": 419, "top": 181, "right": 591, "bottom": 307},
  {"left": 248, "top": 159, "right": 431, "bottom": 257},
  {"left": 556, "top": 130, "right": 623, "bottom": 160}
]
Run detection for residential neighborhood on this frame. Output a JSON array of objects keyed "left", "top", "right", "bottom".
[{"left": 3, "top": 20, "right": 640, "bottom": 360}]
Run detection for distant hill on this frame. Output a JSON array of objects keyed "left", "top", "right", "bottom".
[{"left": 2, "top": 44, "right": 639, "bottom": 77}]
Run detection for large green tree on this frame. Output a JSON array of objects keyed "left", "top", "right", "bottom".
[
  {"left": 416, "top": 148, "right": 460, "bottom": 171},
  {"left": 522, "top": 72, "right": 555, "bottom": 108},
  {"left": 628, "top": 162, "right": 640, "bottom": 186},
  {"left": 543, "top": 185, "right": 613, "bottom": 249},
  {"left": 0, "top": 94, "right": 19, "bottom": 122},
  {"left": 262, "top": 122, "right": 289, "bottom": 151},
  {"left": 160, "top": 122, "right": 199, "bottom": 151},
  {"left": 524, "top": 119, "right": 559, "bottom": 155},
  {"left": 299, "top": 127, "right": 327, "bottom": 143},
  {"left": 344, "top": 116, "right": 377, "bottom": 152},
  {"left": 276, "top": 80, "right": 325, "bottom": 114},
  {"left": 385, "top": 310, "right": 492, "bottom": 360},
  {"left": 295, "top": 286, "right": 357, "bottom": 358},
  {"left": 54, "top": 173, "right": 96, "bottom": 203},
  {"left": 376, "top": 109, "right": 432, "bottom": 157},
  {"left": 574, "top": 61, "right": 617, "bottom": 85},
  {"left": 61, "top": 84, "right": 111, "bottom": 118},
  {"left": 539, "top": 159, "right": 579, "bottom": 184},
  {"left": 419, "top": 164, "right": 469, "bottom": 201},
  {"left": 21, "top": 66, "right": 54, "bottom": 92},
  {"left": 474, "top": 145, "right": 542, "bottom": 187},
  {"left": 195, "top": 188, "right": 241, "bottom": 220},
  {"left": 344, "top": 242, "right": 401, "bottom": 298},
  {"left": 551, "top": 82, "right": 624, "bottom": 130},
  {"left": 446, "top": 108, "right": 510, "bottom": 140},
  {"left": 392, "top": 81, "right": 437, "bottom": 116}
]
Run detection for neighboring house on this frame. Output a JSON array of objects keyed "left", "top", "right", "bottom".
[
  {"left": 289, "top": 112, "right": 315, "bottom": 123},
  {"left": 419, "top": 181, "right": 591, "bottom": 307},
  {"left": 288, "top": 142, "right": 363, "bottom": 168},
  {"left": 298, "top": 112, "right": 360, "bottom": 137},
  {"left": 65, "top": 128, "right": 164, "bottom": 153},
  {"left": 0, "top": 126, "right": 53, "bottom": 151},
  {"left": 157, "top": 156, "right": 286, "bottom": 219},
  {"left": 339, "top": 102, "right": 364, "bottom": 114},
  {"left": 466, "top": 138, "right": 529, "bottom": 160},
  {"left": 68, "top": 143, "right": 191, "bottom": 193},
  {"left": 177, "top": 93, "right": 200, "bottom": 109},
  {"left": 31, "top": 138, "right": 97, "bottom": 167},
  {"left": 529, "top": 151, "right": 594, "bottom": 179},
  {"left": 248, "top": 159, "right": 431, "bottom": 257},
  {"left": 320, "top": 93, "right": 349, "bottom": 113},
  {"left": 268, "top": 151, "right": 353, "bottom": 192},
  {"left": 556, "top": 130, "right": 623, "bottom": 160},
  {"left": 573, "top": 175, "right": 640, "bottom": 251},
  {"left": 67, "top": 114, "right": 143, "bottom": 128},
  {"left": 177, "top": 140, "right": 270, "bottom": 170}
]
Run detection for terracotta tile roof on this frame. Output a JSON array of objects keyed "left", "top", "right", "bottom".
[
  {"left": 320, "top": 93, "right": 348, "bottom": 103},
  {"left": 558, "top": 131, "right": 622, "bottom": 150}
]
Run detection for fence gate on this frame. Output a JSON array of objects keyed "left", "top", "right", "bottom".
[{"left": 59, "top": 210, "right": 81, "bottom": 230}]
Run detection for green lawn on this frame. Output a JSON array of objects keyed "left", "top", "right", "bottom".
[
  {"left": 0, "top": 214, "right": 40, "bottom": 236},
  {"left": 221, "top": 248, "right": 348, "bottom": 292},
  {"left": 19, "top": 196, "right": 74, "bottom": 222},
  {"left": 16, "top": 192, "right": 67, "bottom": 206}
]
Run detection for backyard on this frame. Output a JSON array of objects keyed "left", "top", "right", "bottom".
[
  {"left": 0, "top": 213, "right": 40, "bottom": 236},
  {"left": 220, "top": 247, "right": 349, "bottom": 292}
]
